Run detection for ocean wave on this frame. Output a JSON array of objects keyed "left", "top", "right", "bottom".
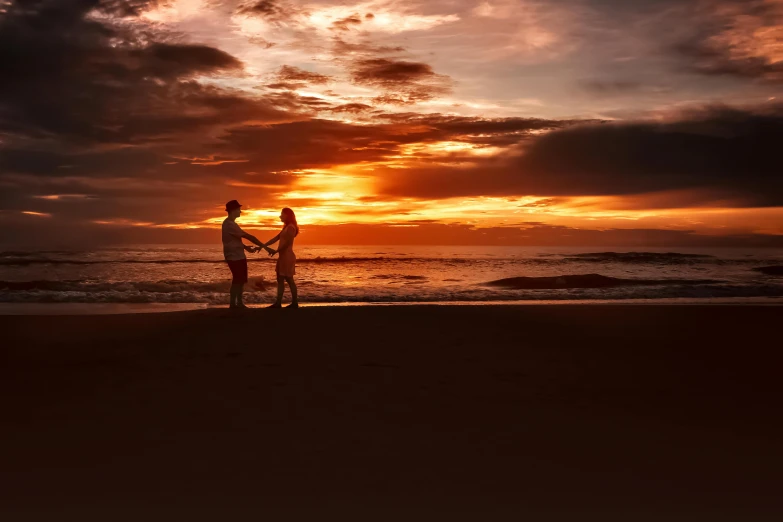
[
  {"left": 560, "top": 252, "right": 714, "bottom": 263},
  {"left": 754, "top": 265, "right": 783, "bottom": 276},
  {"left": 370, "top": 274, "right": 428, "bottom": 280},
  {"left": 486, "top": 273, "right": 719, "bottom": 290}
]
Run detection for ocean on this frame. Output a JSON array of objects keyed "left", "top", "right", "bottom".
[{"left": 1, "top": 245, "right": 782, "bottom": 306}]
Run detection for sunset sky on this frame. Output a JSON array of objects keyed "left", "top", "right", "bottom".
[{"left": 1, "top": 0, "right": 782, "bottom": 246}]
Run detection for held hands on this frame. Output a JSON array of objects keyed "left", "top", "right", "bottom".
[{"left": 249, "top": 245, "right": 277, "bottom": 256}]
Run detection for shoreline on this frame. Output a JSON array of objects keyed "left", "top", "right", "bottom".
[{"left": 0, "top": 296, "right": 781, "bottom": 315}]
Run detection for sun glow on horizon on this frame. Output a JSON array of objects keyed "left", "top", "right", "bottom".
[{"left": 190, "top": 182, "right": 783, "bottom": 237}]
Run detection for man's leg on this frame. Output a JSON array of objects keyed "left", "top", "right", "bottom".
[
  {"left": 230, "top": 259, "right": 249, "bottom": 309},
  {"left": 285, "top": 277, "right": 298, "bottom": 305}
]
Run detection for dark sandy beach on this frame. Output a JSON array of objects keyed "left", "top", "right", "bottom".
[{"left": 2, "top": 305, "right": 782, "bottom": 521}]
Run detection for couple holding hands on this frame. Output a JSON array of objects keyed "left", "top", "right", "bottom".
[{"left": 222, "top": 200, "right": 299, "bottom": 309}]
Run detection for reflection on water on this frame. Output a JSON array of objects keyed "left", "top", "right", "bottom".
[{"left": 1, "top": 245, "right": 782, "bottom": 304}]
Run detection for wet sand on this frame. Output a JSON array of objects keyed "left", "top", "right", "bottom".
[{"left": 2, "top": 305, "right": 782, "bottom": 521}]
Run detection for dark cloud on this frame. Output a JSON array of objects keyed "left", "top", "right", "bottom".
[
  {"left": 331, "top": 14, "right": 363, "bottom": 32},
  {"left": 131, "top": 43, "right": 242, "bottom": 77},
  {"left": 94, "top": 0, "right": 160, "bottom": 16},
  {"left": 517, "top": 105, "right": 783, "bottom": 202},
  {"left": 264, "top": 66, "right": 333, "bottom": 94},
  {"left": 378, "top": 105, "right": 783, "bottom": 206},
  {"left": 324, "top": 103, "right": 374, "bottom": 113},
  {"left": 350, "top": 58, "right": 453, "bottom": 104},
  {"left": 265, "top": 82, "right": 300, "bottom": 90},
  {"left": 676, "top": 0, "right": 783, "bottom": 83},
  {"left": 0, "top": 0, "right": 294, "bottom": 148},
  {"left": 352, "top": 58, "right": 438, "bottom": 85},
  {"left": 680, "top": 44, "right": 783, "bottom": 83},
  {"left": 261, "top": 90, "right": 333, "bottom": 112},
  {"left": 381, "top": 113, "right": 582, "bottom": 135},
  {"left": 212, "top": 114, "right": 581, "bottom": 173},
  {"left": 332, "top": 38, "right": 405, "bottom": 56},
  {"left": 236, "top": 0, "right": 293, "bottom": 23},
  {"left": 275, "top": 65, "right": 332, "bottom": 84}
]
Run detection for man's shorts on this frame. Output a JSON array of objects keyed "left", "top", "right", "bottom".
[{"left": 226, "top": 258, "right": 248, "bottom": 284}]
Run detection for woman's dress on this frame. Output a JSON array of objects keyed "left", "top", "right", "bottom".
[{"left": 275, "top": 224, "right": 297, "bottom": 277}]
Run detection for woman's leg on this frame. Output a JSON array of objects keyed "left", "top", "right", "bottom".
[
  {"left": 236, "top": 283, "right": 245, "bottom": 306},
  {"left": 229, "top": 283, "right": 238, "bottom": 307},
  {"left": 285, "top": 276, "right": 298, "bottom": 304},
  {"left": 275, "top": 275, "right": 285, "bottom": 305}
]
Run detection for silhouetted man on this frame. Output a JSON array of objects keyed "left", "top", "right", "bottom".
[{"left": 222, "top": 200, "right": 271, "bottom": 309}]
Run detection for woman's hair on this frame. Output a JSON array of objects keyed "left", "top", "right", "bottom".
[{"left": 281, "top": 207, "right": 299, "bottom": 236}]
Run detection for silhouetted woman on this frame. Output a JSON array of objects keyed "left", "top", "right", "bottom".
[{"left": 265, "top": 207, "right": 299, "bottom": 308}]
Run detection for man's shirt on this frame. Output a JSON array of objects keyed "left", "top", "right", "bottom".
[{"left": 222, "top": 218, "right": 246, "bottom": 261}]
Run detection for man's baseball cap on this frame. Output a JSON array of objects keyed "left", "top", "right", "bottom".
[{"left": 225, "top": 200, "right": 242, "bottom": 212}]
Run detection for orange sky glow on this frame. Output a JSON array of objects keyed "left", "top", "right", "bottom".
[{"left": 1, "top": 0, "right": 782, "bottom": 246}]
